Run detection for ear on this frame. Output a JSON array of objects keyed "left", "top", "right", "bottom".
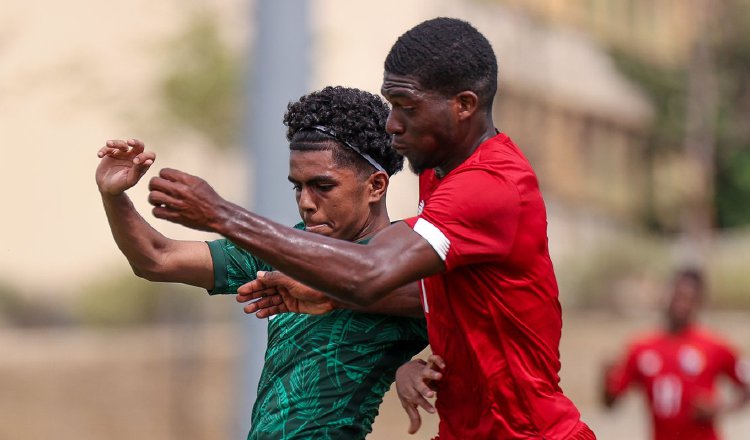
[
  {"left": 454, "top": 91, "right": 480, "bottom": 121},
  {"left": 366, "top": 171, "right": 389, "bottom": 204}
]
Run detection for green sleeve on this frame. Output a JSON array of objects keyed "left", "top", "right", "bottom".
[{"left": 207, "top": 222, "right": 305, "bottom": 295}]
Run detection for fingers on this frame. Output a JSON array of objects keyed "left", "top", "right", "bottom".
[
  {"left": 245, "top": 271, "right": 292, "bottom": 291},
  {"left": 151, "top": 205, "right": 183, "bottom": 223},
  {"left": 148, "top": 176, "right": 185, "bottom": 197},
  {"left": 237, "top": 278, "right": 269, "bottom": 298},
  {"left": 102, "top": 139, "right": 130, "bottom": 155},
  {"left": 255, "top": 306, "right": 286, "bottom": 319},
  {"left": 395, "top": 359, "right": 438, "bottom": 426},
  {"left": 243, "top": 294, "right": 284, "bottom": 312},
  {"left": 415, "top": 374, "right": 438, "bottom": 398},
  {"left": 127, "top": 138, "right": 145, "bottom": 156},
  {"left": 402, "top": 402, "right": 422, "bottom": 435},
  {"left": 98, "top": 139, "right": 154, "bottom": 167},
  {"left": 251, "top": 304, "right": 288, "bottom": 319},
  {"left": 237, "top": 284, "right": 277, "bottom": 302},
  {"left": 243, "top": 295, "right": 288, "bottom": 319},
  {"left": 427, "top": 354, "right": 446, "bottom": 371},
  {"left": 133, "top": 150, "right": 155, "bottom": 167},
  {"left": 148, "top": 189, "right": 185, "bottom": 210},
  {"left": 159, "top": 167, "right": 200, "bottom": 185}
]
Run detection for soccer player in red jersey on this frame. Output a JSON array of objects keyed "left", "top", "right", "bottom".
[
  {"left": 146, "top": 17, "right": 595, "bottom": 439},
  {"left": 603, "top": 268, "right": 750, "bottom": 440}
]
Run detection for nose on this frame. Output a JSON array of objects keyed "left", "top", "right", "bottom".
[
  {"left": 385, "top": 110, "right": 404, "bottom": 135},
  {"left": 297, "top": 186, "right": 316, "bottom": 213}
]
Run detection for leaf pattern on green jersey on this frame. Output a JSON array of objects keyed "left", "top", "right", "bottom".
[
  {"left": 289, "top": 358, "right": 322, "bottom": 419},
  {"left": 207, "top": 231, "right": 429, "bottom": 440}
]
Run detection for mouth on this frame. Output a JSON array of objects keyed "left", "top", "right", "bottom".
[
  {"left": 391, "top": 142, "right": 408, "bottom": 153},
  {"left": 304, "top": 223, "right": 331, "bottom": 235}
]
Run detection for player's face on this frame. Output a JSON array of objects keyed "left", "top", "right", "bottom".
[
  {"left": 381, "top": 72, "right": 459, "bottom": 174},
  {"left": 288, "top": 149, "right": 375, "bottom": 241},
  {"left": 667, "top": 278, "right": 702, "bottom": 328}
]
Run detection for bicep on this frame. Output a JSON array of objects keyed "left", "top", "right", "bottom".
[
  {"left": 159, "top": 240, "right": 214, "bottom": 289},
  {"left": 366, "top": 222, "right": 444, "bottom": 294}
]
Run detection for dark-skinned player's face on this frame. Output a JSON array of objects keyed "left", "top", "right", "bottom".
[
  {"left": 288, "top": 149, "right": 379, "bottom": 241},
  {"left": 666, "top": 277, "right": 702, "bottom": 329},
  {"left": 381, "top": 72, "right": 459, "bottom": 174}
]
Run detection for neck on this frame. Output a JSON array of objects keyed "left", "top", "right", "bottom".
[
  {"left": 351, "top": 204, "right": 391, "bottom": 242},
  {"left": 434, "top": 114, "right": 497, "bottom": 178},
  {"left": 667, "top": 321, "right": 691, "bottom": 334}
]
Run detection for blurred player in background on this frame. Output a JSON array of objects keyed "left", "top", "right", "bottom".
[
  {"left": 96, "top": 86, "right": 427, "bottom": 439},
  {"left": 603, "top": 267, "right": 750, "bottom": 440}
]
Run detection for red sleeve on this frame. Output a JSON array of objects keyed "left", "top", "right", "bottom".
[
  {"left": 404, "top": 169, "right": 520, "bottom": 271},
  {"left": 718, "top": 343, "right": 749, "bottom": 388},
  {"left": 606, "top": 346, "right": 641, "bottom": 398}
]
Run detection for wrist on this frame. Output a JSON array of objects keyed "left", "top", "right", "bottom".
[
  {"left": 208, "top": 199, "right": 236, "bottom": 235},
  {"left": 100, "top": 189, "right": 128, "bottom": 200}
]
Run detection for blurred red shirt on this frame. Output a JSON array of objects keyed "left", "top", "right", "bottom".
[{"left": 606, "top": 325, "right": 747, "bottom": 440}]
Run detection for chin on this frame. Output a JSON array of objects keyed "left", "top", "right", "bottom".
[{"left": 408, "top": 160, "right": 426, "bottom": 175}]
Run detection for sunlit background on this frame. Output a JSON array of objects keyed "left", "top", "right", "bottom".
[{"left": 1, "top": 0, "right": 749, "bottom": 438}]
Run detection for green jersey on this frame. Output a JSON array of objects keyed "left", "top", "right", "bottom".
[{"left": 207, "top": 224, "right": 428, "bottom": 440}]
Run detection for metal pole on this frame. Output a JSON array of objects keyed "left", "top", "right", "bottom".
[{"left": 234, "top": 0, "right": 310, "bottom": 437}]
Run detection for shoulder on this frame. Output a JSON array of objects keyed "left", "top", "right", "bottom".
[
  {"left": 445, "top": 133, "right": 538, "bottom": 195},
  {"left": 690, "top": 327, "right": 737, "bottom": 352},
  {"left": 626, "top": 331, "right": 665, "bottom": 353}
]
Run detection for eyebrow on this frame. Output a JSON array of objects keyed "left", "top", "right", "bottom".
[
  {"left": 287, "top": 175, "right": 337, "bottom": 184},
  {"left": 381, "top": 88, "right": 417, "bottom": 99}
]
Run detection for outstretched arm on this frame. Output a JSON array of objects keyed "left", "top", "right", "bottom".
[
  {"left": 236, "top": 271, "right": 425, "bottom": 318},
  {"left": 97, "top": 140, "right": 213, "bottom": 289},
  {"left": 147, "top": 168, "right": 443, "bottom": 306},
  {"left": 693, "top": 353, "right": 750, "bottom": 420}
]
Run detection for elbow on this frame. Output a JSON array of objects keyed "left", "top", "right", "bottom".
[{"left": 130, "top": 263, "right": 163, "bottom": 282}]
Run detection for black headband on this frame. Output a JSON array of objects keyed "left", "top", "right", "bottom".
[{"left": 309, "top": 125, "right": 386, "bottom": 173}]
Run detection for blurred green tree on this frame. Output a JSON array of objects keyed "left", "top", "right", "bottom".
[
  {"left": 161, "top": 13, "right": 243, "bottom": 149},
  {"left": 613, "top": 0, "right": 750, "bottom": 230}
]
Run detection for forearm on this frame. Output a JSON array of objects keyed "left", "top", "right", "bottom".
[
  {"left": 101, "top": 192, "right": 174, "bottom": 279},
  {"left": 335, "top": 282, "right": 424, "bottom": 318},
  {"left": 210, "top": 202, "right": 434, "bottom": 305}
]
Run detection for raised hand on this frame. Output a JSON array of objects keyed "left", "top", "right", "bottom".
[
  {"left": 236, "top": 270, "right": 337, "bottom": 318},
  {"left": 395, "top": 355, "right": 445, "bottom": 434},
  {"left": 96, "top": 139, "right": 155, "bottom": 195},
  {"left": 148, "top": 168, "right": 231, "bottom": 232}
]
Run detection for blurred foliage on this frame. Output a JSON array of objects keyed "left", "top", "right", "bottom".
[
  {"left": 0, "top": 281, "right": 71, "bottom": 327},
  {"left": 76, "top": 272, "right": 206, "bottom": 327},
  {"left": 561, "top": 231, "right": 750, "bottom": 311},
  {"left": 713, "top": 0, "right": 750, "bottom": 228},
  {"left": 611, "top": 0, "right": 750, "bottom": 230},
  {"left": 709, "top": 227, "right": 750, "bottom": 308},
  {"left": 561, "top": 235, "right": 670, "bottom": 310},
  {"left": 161, "top": 13, "right": 243, "bottom": 149}
]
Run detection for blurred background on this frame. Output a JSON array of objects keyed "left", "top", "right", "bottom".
[{"left": 1, "top": 0, "right": 749, "bottom": 438}]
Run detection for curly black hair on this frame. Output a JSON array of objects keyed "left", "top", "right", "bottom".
[
  {"left": 384, "top": 17, "right": 498, "bottom": 110},
  {"left": 283, "top": 86, "right": 404, "bottom": 177}
]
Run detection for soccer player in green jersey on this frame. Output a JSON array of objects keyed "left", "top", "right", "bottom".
[{"left": 95, "top": 86, "right": 428, "bottom": 439}]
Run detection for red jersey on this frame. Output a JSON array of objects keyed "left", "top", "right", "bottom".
[
  {"left": 404, "top": 133, "right": 591, "bottom": 439},
  {"left": 606, "top": 325, "right": 748, "bottom": 440}
]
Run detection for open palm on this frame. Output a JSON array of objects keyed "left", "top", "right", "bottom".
[{"left": 96, "top": 139, "right": 155, "bottom": 195}]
